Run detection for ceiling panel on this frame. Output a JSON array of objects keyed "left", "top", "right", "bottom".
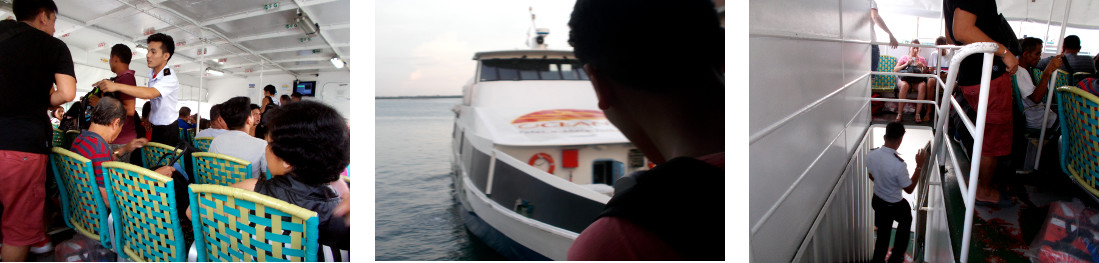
[
  {"left": 55, "top": 0, "right": 125, "bottom": 22},
  {"left": 240, "top": 35, "right": 325, "bottom": 53},
  {"left": 302, "top": 1, "right": 349, "bottom": 26},
  {"left": 158, "top": 0, "right": 274, "bottom": 22},
  {"left": 208, "top": 9, "right": 298, "bottom": 36}
]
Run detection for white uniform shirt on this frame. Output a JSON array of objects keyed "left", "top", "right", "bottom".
[
  {"left": 195, "top": 128, "right": 229, "bottom": 139},
  {"left": 930, "top": 50, "right": 954, "bottom": 71},
  {"left": 209, "top": 130, "right": 268, "bottom": 178},
  {"left": 866, "top": 146, "right": 911, "bottom": 203},
  {"left": 147, "top": 67, "right": 180, "bottom": 126}
]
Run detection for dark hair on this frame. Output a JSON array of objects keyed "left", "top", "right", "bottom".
[
  {"left": 884, "top": 121, "right": 906, "bottom": 141},
  {"left": 935, "top": 36, "right": 949, "bottom": 46},
  {"left": 221, "top": 97, "right": 252, "bottom": 130},
  {"left": 147, "top": 33, "right": 175, "bottom": 61},
  {"left": 1022, "top": 37, "right": 1044, "bottom": 54},
  {"left": 291, "top": 92, "right": 302, "bottom": 99},
  {"left": 263, "top": 96, "right": 274, "bottom": 105},
  {"left": 264, "top": 85, "right": 277, "bottom": 95},
  {"left": 89, "top": 96, "right": 125, "bottom": 126},
  {"left": 110, "top": 44, "right": 132, "bottom": 64},
  {"left": 911, "top": 39, "right": 920, "bottom": 45},
  {"left": 178, "top": 106, "right": 191, "bottom": 118},
  {"left": 280, "top": 95, "right": 291, "bottom": 104},
  {"left": 13, "top": 0, "right": 57, "bottom": 22},
  {"left": 265, "top": 101, "right": 349, "bottom": 186},
  {"left": 208, "top": 104, "right": 221, "bottom": 121},
  {"left": 250, "top": 104, "right": 261, "bottom": 111},
  {"left": 141, "top": 101, "right": 151, "bottom": 120},
  {"left": 198, "top": 118, "right": 210, "bottom": 130},
  {"left": 568, "top": 0, "right": 722, "bottom": 93},
  {"left": 1063, "top": 35, "right": 1082, "bottom": 50}
]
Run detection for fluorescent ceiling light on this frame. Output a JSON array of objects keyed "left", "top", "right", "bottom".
[
  {"left": 134, "top": 44, "right": 148, "bottom": 54},
  {"left": 330, "top": 57, "right": 345, "bottom": 69},
  {"left": 205, "top": 68, "right": 224, "bottom": 76}
]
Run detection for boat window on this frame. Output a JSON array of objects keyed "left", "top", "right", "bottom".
[
  {"left": 592, "top": 159, "right": 624, "bottom": 186},
  {"left": 479, "top": 59, "right": 589, "bottom": 81}
]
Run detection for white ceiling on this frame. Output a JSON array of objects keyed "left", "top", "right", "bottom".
[{"left": 0, "top": 0, "right": 350, "bottom": 80}]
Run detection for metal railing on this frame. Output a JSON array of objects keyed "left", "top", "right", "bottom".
[{"left": 886, "top": 41, "right": 999, "bottom": 263}]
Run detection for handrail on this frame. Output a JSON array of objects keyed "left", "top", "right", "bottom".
[
  {"left": 926, "top": 42, "right": 999, "bottom": 263},
  {"left": 749, "top": 72, "right": 870, "bottom": 144},
  {"left": 949, "top": 96, "right": 977, "bottom": 134},
  {"left": 1034, "top": 69, "right": 1066, "bottom": 170}
]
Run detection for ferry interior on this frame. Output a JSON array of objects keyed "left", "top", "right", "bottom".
[
  {"left": 752, "top": 0, "right": 1099, "bottom": 262},
  {"left": 0, "top": 0, "right": 350, "bottom": 261}
]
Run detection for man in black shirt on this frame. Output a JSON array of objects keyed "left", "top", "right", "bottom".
[
  {"left": 943, "top": 0, "right": 1018, "bottom": 204},
  {"left": 0, "top": 0, "right": 77, "bottom": 260}
]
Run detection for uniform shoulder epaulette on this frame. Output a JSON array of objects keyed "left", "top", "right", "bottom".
[
  {"left": 894, "top": 153, "right": 904, "bottom": 162},
  {"left": 163, "top": 68, "right": 171, "bottom": 76}
]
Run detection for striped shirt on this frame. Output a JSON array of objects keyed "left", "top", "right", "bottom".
[{"left": 71, "top": 130, "right": 112, "bottom": 187}]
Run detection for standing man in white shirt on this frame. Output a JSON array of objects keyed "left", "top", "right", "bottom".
[
  {"left": 95, "top": 33, "right": 180, "bottom": 146},
  {"left": 209, "top": 97, "right": 267, "bottom": 178},
  {"left": 866, "top": 122, "right": 927, "bottom": 263}
]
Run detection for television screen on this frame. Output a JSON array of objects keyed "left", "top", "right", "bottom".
[{"left": 295, "top": 81, "right": 316, "bottom": 97}]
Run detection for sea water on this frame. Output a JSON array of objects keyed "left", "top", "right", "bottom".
[{"left": 374, "top": 98, "right": 506, "bottom": 260}]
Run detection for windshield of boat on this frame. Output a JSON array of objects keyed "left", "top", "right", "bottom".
[{"left": 479, "top": 58, "right": 590, "bottom": 81}]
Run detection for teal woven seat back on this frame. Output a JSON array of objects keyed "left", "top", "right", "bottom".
[
  {"left": 1057, "top": 87, "right": 1099, "bottom": 199},
  {"left": 179, "top": 128, "right": 195, "bottom": 143},
  {"left": 192, "top": 152, "right": 252, "bottom": 186},
  {"left": 50, "top": 147, "right": 113, "bottom": 249},
  {"left": 102, "top": 161, "right": 187, "bottom": 262},
  {"left": 142, "top": 142, "right": 181, "bottom": 170},
  {"left": 193, "top": 137, "right": 213, "bottom": 152},
  {"left": 871, "top": 55, "right": 898, "bottom": 91},
  {"left": 1054, "top": 69, "right": 1073, "bottom": 90},
  {"left": 52, "top": 128, "right": 64, "bottom": 148},
  {"left": 189, "top": 184, "right": 319, "bottom": 262}
]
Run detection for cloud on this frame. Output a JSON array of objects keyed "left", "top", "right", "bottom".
[
  {"left": 409, "top": 69, "right": 423, "bottom": 81},
  {"left": 395, "top": 32, "right": 476, "bottom": 95}
]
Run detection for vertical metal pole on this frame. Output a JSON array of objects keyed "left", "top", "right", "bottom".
[
  {"left": 1057, "top": 0, "right": 1073, "bottom": 53},
  {"left": 1036, "top": 0, "right": 1072, "bottom": 170},
  {"left": 1045, "top": 0, "right": 1056, "bottom": 43},
  {"left": 959, "top": 52, "right": 996, "bottom": 263}
]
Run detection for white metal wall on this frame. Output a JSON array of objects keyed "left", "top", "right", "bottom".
[{"left": 749, "top": 0, "right": 874, "bottom": 261}]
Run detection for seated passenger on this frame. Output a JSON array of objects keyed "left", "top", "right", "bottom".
[
  {"left": 228, "top": 101, "right": 350, "bottom": 260},
  {"left": 209, "top": 97, "right": 267, "bottom": 178},
  {"left": 1016, "top": 37, "right": 1062, "bottom": 130},
  {"left": 71, "top": 97, "right": 173, "bottom": 207},
  {"left": 1037, "top": 35, "right": 1096, "bottom": 75},
  {"left": 894, "top": 39, "right": 930, "bottom": 123},
  {"left": 176, "top": 106, "right": 195, "bottom": 130},
  {"left": 195, "top": 104, "right": 229, "bottom": 139}
]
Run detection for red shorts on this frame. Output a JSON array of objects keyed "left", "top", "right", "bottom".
[
  {"left": 960, "top": 73, "right": 1013, "bottom": 157},
  {"left": 0, "top": 150, "right": 47, "bottom": 246}
]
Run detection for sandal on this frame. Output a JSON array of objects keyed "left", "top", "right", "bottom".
[{"left": 914, "top": 114, "right": 923, "bottom": 123}]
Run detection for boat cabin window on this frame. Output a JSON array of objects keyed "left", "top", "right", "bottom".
[
  {"left": 592, "top": 159, "right": 625, "bottom": 186},
  {"left": 479, "top": 59, "right": 590, "bottom": 81}
]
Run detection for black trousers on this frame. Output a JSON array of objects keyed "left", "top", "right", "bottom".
[
  {"left": 151, "top": 123, "right": 180, "bottom": 147},
  {"left": 872, "top": 195, "right": 912, "bottom": 263}
]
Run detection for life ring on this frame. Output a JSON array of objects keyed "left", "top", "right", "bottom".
[{"left": 528, "top": 152, "right": 555, "bottom": 174}]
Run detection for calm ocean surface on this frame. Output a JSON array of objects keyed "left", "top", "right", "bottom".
[{"left": 374, "top": 98, "right": 506, "bottom": 261}]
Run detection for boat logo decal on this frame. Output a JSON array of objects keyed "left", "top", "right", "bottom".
[{"left": 511, "top": 109, "right": 615, "bottom": 134}]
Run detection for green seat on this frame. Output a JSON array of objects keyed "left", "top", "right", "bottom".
[
  {"left": 188, "top": 184, "right": 319, "bottom": 261},
  {"left": 1056, "top": 86, "right": 1099, "bottom": 199},
  {"left": 52, "top": 128, "right": 64, "bottom": 148},
  {"left": 193, "top": 137, "right": 213, "bottom": 152},
  {"left": 50, "top": 147, "right": 114, "bottom": 249},
  {"left": 64, "top": 130, "right": 80, "bottom": 150},
  {"left": 191, "top": 152, "right": 252, "bottom": 186},
  {"left": 142, "top": 142, "right": 182, "bottom": 170},
  {"left": 872, "top": 55, "right": 898, "bottom": 93},
  {"left": 102, "top": 161, "right": 189, "bottom": 261}
]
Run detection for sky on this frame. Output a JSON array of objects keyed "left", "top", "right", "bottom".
[{"left": 375, "top": 0, "right": 579, "bottom": 97}]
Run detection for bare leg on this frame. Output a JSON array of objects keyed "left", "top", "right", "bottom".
[
  {"left": 896, "top": 81, "right": 909, "bottom": 121},
  {"left": 1, "top": 244, "right": 29, "bottom": 262},
  {"left": 916, "top": 81, "right": 928, "bottom": 122},
  {"left": 975, "top": 156, "right": 1000, "bottom": 203}
]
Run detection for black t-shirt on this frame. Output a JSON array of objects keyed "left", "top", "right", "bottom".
[
  {"left": 943, "top": 0, "right": 1008, "bottom": 86},
  {"left": 0, "top": 21, "right": 76, "bottom": 154}
]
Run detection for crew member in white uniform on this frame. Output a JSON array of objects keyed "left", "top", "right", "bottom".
[
  {"left": 95, "top": 33, "right": 180, "bottom": 146},
  {"left": 865, "top": 122, "right": 927, "bottom": 263}
]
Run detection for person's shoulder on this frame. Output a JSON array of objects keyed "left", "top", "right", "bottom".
[{"left": 568, "top": 217, "right": 682, "bottom": 260}]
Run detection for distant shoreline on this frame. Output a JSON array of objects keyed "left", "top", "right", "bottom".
[{"left": 376, "top": 95, "right": 461, "bottom": 100}]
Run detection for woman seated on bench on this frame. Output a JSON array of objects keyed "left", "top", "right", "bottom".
[{"left": 895, "top": 39, "right": 930, "bottom": 123}]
